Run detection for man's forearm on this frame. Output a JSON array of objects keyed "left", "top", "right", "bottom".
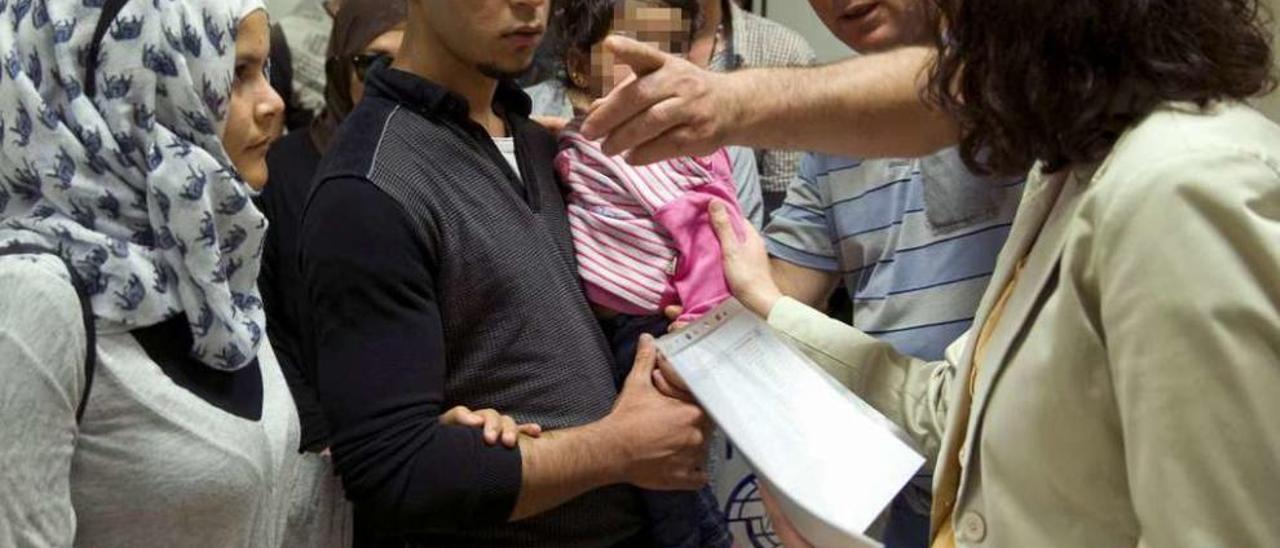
[
  {"left": 508, "top": 421, "right": 623, "bottom": 521},
  {"left": 723, "top": 47, "right": 958, "bottom": 159}
]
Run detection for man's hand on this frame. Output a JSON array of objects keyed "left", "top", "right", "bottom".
[
  {"left": 653, "top": 351, "right": 695, "bottom": 401},
  {"left": 584, "top": 41, "right": 956, "bottom": 163},
  {"left": 708, "top": 200, "right": 782, "bottom": 318},
  {"left": 601, "top": 334, "right": 711, "bottom": 491},
  {"left": 441, "top": 405, "right": 542, "bottom": 448},
  {"left": 580, "top": 36, "right": 740, "bottom": 165}
]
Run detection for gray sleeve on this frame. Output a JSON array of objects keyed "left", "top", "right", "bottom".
[
  {"left": 727, "top": 145, "right": 765, "bottom": 229},
  {"left": 0, "top": 255, "right": 88, "bottom": 547}
]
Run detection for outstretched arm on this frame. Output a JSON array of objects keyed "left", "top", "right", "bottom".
[{"left": 581, "top": 37, "right": 958, "bottom": 165}]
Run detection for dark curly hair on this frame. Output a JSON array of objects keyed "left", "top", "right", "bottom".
[
  {"left": 926, "top": 0, "right": 1277, "bottom": 176},
  {"left": 549, "top": 0, "right": 701, "bottom": 87}
]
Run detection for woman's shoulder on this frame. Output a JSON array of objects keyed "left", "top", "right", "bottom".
[
  {"left": 1090, "top": 101, "right": 1280, "bottom": 203},
  {"left": 1103, "top": 102, "right": 1280, "bottom": 180},
  {"left": 0, "top": 251, "right": 82, "bottom": 314},
  {"left": 0, "top": 250, "right": 88, "bottom": 380}
]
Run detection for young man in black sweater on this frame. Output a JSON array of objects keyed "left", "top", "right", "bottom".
[{"left": 298, "top": 0, "right": 713, "bottom": 546}]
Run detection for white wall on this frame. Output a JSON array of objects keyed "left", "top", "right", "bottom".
[
  {"left": 264, "top": 0, "right": 307, "bottom": 17},
  {"left": 1258, "top": 0, "right": 1280, "bottom": 122},
  {"left": 756, "top": 1, "right": 853, "bottom": 62}
]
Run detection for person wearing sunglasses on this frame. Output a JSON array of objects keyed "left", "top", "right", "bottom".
[{"left": 255, "top": 0, "right": 406, "bottom": 459}]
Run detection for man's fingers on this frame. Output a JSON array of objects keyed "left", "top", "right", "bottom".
[
  {"left": 604, "top": 35, "right": 669, "bottom": 76},
  {"left": 582, "top": 78, "right": 650, "bottom": 142},
  {"left": 653, "top": 369, "right": 694, "bottom": 402},
  {"left": 627, "top": 122, "right": 721, "bottom": 165},
  {"left": 655, "top": 353, "right": 693, "bottom": 398},
  {"left": 581, "top": 39, "right": 676, "bottom": 141},
  {"left": 600, "top": 97, "right": 686, "bottom": 157},
  {"left": 626, "top": 334, "right": 659, "bottom": 385}
]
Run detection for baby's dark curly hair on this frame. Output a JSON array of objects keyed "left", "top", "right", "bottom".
[{"left": 549, "top": 0, "right": 701, "bottom": 88}]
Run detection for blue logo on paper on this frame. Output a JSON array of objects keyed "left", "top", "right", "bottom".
[{"left": 724, "top": 474, "right": 780, "bottom": 548}]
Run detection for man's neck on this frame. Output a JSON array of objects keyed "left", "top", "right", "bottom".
[{"left": 393, "top": 21, "right": 507, "bottom": 137}]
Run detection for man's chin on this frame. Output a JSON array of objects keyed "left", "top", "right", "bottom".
[{"left": 478, "top": 62, "right": 533, "bottom": 81}]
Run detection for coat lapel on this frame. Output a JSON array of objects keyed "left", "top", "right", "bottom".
[
  {"left": 955, "top": 166, "right": 1095, "bottom": 500},
  {"left": 928, "top": 165, "right": 1075, "bottom": 533}
]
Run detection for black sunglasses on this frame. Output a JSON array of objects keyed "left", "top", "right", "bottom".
[{"left": 352, "top": 53, "right": 394, "bottom": 82}]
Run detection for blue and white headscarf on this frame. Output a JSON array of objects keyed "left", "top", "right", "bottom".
[{"left": 0, "top": 0, "right": 268, "bottom": 371}]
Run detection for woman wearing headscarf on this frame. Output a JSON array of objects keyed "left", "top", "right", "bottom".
[
  {"left": 255, "top": 0, "right": 407, "bottom": 454},
  {"left": 0, "top": 0, "right": 344, "bottom": 545}
]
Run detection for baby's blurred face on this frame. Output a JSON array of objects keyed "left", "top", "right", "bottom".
[{"left": 588, "top": 1, "right": 691, "bottom": 97}]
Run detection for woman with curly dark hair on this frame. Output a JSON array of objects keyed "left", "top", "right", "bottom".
[
  {"left": 585, "top": 1, "right": 1280, "bottom": 547},
  {"left": 927, "top": 0, "right": 1277, "bottom": 177}
]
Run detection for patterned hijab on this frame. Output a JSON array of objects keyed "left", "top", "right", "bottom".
[{"left": 0, "top": 0, "right": 268, "bottom": 371}]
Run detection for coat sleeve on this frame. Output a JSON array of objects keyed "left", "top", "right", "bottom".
[
  {"left": 766, "top": 296, "right": 960, "bottom": 464},
  {"left": 1092, "top": 150, "right": 1280, "bottom": 547}
]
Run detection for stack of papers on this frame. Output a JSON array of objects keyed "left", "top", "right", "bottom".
[{"left": 656, "top": 299, "right": 925, "bottom": 548}]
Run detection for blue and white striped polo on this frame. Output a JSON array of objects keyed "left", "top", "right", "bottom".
[{"left": 765, "top": 148, "right": 1025, "bottom": 361}]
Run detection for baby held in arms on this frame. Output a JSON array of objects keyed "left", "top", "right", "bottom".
[
  {"left": 554, "top": 0, "right": 749, "bottom": 358},
  {"left": 551, "top": 1, "right": 744, "bottom": 547}
]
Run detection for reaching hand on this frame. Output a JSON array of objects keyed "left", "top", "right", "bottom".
[
  {"left": 441, "top": 405, "right": 542, "bottom": 449},
  {"left": 530, "top": 115, "right": 570, "bottom": 136},
  {"left": 707, "top": 200, "right": 782, "bottom": 318},
  {"left": 580, "top": 36, "right": 740, "bottom": 165},
  {"left": 664, "top": 305, "right": 690, "bottom": 333}
]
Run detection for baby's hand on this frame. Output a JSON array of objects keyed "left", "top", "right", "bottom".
[
  {"left": 440, "top": 406, "right": 542, "bottom": 448},
  {"left": 531, "top": 115, "right": 570, "bottom": 136},
  {"left": 664, "top": 305, "right": 689, "bottom": 333}
]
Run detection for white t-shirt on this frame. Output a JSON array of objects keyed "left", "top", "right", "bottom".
[{"left": 492, "top": 137, "right": 522, "bottom": 181}]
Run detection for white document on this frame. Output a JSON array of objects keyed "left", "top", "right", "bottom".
[{"left": 656, "top": 299, "right": 925, "bottom": 548}]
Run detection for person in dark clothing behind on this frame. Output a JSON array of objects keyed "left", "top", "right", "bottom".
[
  {"left": 257, "top": 0, "right": 408, "bottom": 453},
  {"left": 268, "top": 23, "right": 316, "bottom": 131},
  {"left": 298, "top": 0, "right": 713, "bottom": 546}
]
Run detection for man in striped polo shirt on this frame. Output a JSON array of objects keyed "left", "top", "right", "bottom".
[{"left": 762, "top": 1, "right": 1024, "bottom": 546}]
